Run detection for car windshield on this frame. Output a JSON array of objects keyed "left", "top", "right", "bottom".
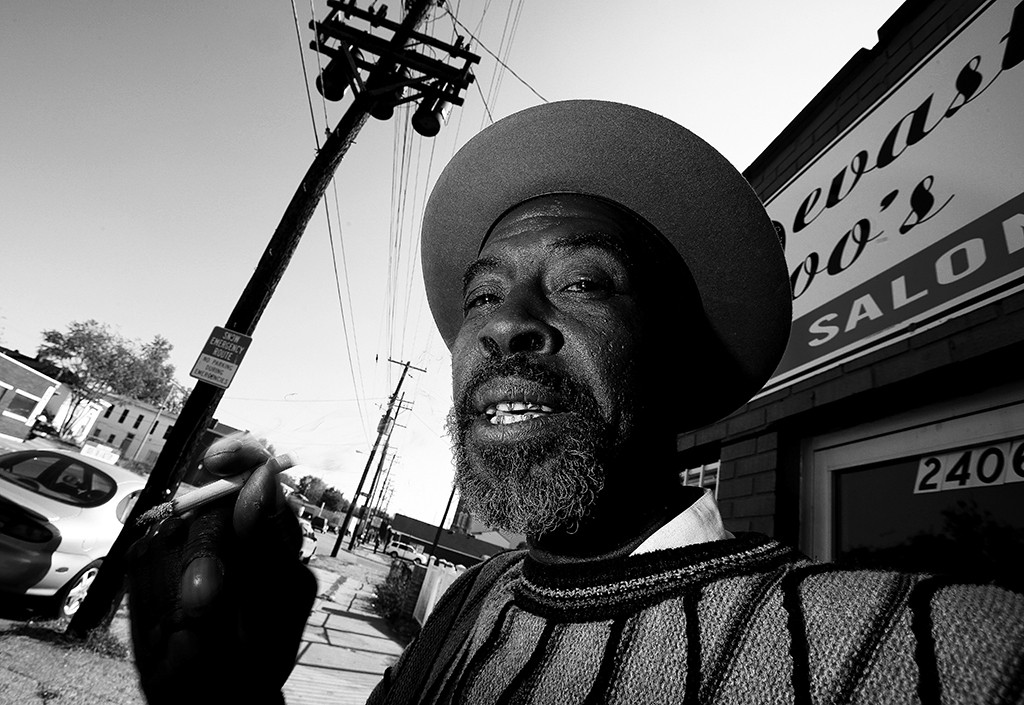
[{"left": 0, "top": 453, "right": 116, "bottom": 507}]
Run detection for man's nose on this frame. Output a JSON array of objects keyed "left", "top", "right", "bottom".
[{"left": 478, "top": 285, "right": 562, "bottom": 356}]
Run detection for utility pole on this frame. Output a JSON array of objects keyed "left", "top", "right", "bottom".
[
  {"left": 427, "top": 483, "right": 458, "bottom": 565},
  {"left": 354, "top": 430, "right": 394, "bottom": 547},
  {"left": 332, "top": 358, "right": 424, "bottom": 556},
  {"left": 368, "top": 472, "right": 393, "bottom": 550},
  {"left": 355, "top": 416, "right": 394, "bottom": 546},
  {"left": 360, "top": 394, "right": 407, "bottom": 539},
  {"left": 359, "top": 442, "right": 395, "bottom": 543},
  {"left": 68, "top": 0, "right": 476, "bottom": 638},
  {"left": 367, "top": 450, "right": 397, "bottom": 527}
]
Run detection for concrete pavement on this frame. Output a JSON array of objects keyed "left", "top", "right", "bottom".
[{"left": 284, "top": 547, "right": 407, "bottom": 705}]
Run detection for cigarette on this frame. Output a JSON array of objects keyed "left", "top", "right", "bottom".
[{"left": 135, "top": 454, "right": 294, "bottom": 527}]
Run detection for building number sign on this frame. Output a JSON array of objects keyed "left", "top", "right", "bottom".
[{"left": 914, "top": 438, "right": 1024, "bottom": 494}]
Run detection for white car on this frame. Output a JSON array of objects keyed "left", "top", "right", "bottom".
[
  {"left": 298, "top": 517, "right": 317, "bottom": 564},
  {"left": 0, "top": 449, "right": 146, "bottom": 619},
  {"left": 385, "top": 540, "right": 427, "bottom": 565}
]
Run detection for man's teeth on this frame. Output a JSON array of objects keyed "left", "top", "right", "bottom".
[{"left": 485, "top": 401, "right": 555, "bottom": 425}]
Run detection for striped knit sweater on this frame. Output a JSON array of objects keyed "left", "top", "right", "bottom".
[{"left": 367, "top": 533, "right": 1024, "bottom": 704}]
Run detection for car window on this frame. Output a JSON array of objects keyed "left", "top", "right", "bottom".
[
  {"left": 0, "top": 455, "right": 61, "bottom": 483},
  {"left": 0, "top": 454, "right": 117, "bottom": 507}
]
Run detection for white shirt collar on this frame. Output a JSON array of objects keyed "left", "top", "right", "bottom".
[{"left": 630, "top": 488, "right": 734, "bottom": 556}]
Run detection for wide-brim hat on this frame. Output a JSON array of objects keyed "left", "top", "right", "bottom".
[{"left": 421, "top": 100, "right": 792, "bottom": 427}]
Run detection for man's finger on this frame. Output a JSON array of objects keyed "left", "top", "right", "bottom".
[
  {"left": 202, "top": 431, "right": 273, "bottom": 478},
  {"left": 180, "top": 502, "right": 233, "bottom": 617},
  {"left": 233, "top": 456, "right": 294, "bottom": 540}
]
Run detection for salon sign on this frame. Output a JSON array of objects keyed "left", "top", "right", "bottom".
[{"left": 761, "top": 0, "right": 1024, "bottom": 392}]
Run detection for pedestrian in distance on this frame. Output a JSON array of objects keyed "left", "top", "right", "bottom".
[{"left": 126, "top": 100, "right": 1024, "bottom": 704}]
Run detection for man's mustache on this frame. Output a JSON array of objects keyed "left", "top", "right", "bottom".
[{"left": 454, "top": 354, "right": 590, "bottom": 416}]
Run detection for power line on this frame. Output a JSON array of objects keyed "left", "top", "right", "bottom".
[
  {"left": 290, "top": 0, "right": 370, "bottom": 443},
  {"left": 289, "top": 0, "right": 324, "bottom": 147},
  {"left": 306, "top": 0, "right": 333, "bottom": 134},
  {"left": 303, "top": 0, "right": 371, "bottom": 434},
  {"left": 483, "top": 0, "right": 524, "bottom": 118},
  {"left": 473, "top": 79, "right": 496, "bottom": 124},
  {"left": 397, "top": 136, "right": 437, "bottom": 356},
  {"left": 441, "top": 3, "right": 546, "bottom": 103},
  {"left": 323, "top": 201, "right": 370, "bottom": 442},
  {"left": 221, "top": 395, "right": 388, "bottom": 402}
]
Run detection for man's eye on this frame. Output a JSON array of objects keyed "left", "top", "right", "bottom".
[
  {"left": 463, "top": 292, "right": 500, "bottom": 313},
  {"left": 564, "top": 278, "right": 609, "bottom": 293}
]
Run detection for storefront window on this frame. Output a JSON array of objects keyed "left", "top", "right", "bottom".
[{"left": 833, "top": 447, "right": 1024, "bottom": 584}]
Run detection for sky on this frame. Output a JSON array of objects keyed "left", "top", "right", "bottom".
[{"left": 0, "top": 0, "right": 906, "bottom": 526}]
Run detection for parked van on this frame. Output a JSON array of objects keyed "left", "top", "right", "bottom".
[{"left": 385, "top": 540, "right": 427, "bottom": 565}]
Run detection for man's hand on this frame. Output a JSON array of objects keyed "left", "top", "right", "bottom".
[{"left": 126, "top": 433, "right": 317, "bottom": 705}]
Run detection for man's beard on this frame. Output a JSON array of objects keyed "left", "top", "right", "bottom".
[{"left": 446, "top": 355, "right": 624, "bottom": 538}]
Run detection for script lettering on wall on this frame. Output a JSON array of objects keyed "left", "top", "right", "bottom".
[{"left": 762, "top": 0, "right": 1024, "bottom": 392}]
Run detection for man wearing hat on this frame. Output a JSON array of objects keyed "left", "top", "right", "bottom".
[{"left": 128, "top": 101, "right": 1024, "bottom": 704}]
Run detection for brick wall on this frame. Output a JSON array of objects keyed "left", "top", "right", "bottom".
[{"left": 717, "top": 432, "right": 779, "bottom": 535}]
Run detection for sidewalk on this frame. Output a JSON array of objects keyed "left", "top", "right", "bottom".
[{"left": 284, "top": 549, "right": 407, "bottom": 705}]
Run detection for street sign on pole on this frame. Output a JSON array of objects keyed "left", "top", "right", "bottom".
[{"left": 189, "top": 326, "right": 252, "bottom": 389}]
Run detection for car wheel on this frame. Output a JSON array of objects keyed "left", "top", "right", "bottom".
[
  {"left": 389, "top": 551, "right": 398, "bottom": 558},
  {"left": 56, "top": 560, "right": 101, "bottom": 621}
]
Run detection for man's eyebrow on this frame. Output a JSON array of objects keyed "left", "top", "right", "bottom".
[
  {"left": 462, "top": 256, "right": 500, "bottom": 291},
  {"left": 461, "top": 231, "right": 634, "bottom": 291},
  {"left": 549, "top": 231, "right": 631, "bottom": 261}
]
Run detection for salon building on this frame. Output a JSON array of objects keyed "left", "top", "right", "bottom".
[{"left": 679, "top": 0, "right": 1024, "bottom": 581}]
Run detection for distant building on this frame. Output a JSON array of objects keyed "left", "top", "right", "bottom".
[
  {"left": 450, "top": 495, "right": 526, "bottom": 550},
  {"left": 0, "top": 347, "right": 249, "bottom": 476},
  {"left": 49, "top": 390, "right": 107, "bottom": 447},
  {"left": 0, "top": 349, "right": 61, "bottom": 443},
  {"left": 82, "top": 393, "right": 177, "bottom": 467},
  {"left": 52, "top": 391, "right": 243, "bottom": 472},
  {"left": 389, "top": 513, "right": 511, "bottom": 566}
]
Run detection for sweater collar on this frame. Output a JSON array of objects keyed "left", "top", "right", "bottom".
[{"left": 516, "top": 533, "right": 798, "bottom": 619}]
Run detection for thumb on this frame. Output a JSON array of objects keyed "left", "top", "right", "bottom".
[
  {"left": 202, "top": 432, "right": 272, "bottom": 478},
  {"left": 233, "top": 454, "right": 295, "bottom": 540}
]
